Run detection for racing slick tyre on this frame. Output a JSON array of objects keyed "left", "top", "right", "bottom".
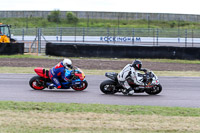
[
  {"left": 71, "top": 80, "right": 88, "bottom": 91},
  {"left": 145, "top": 84, "right": 162, "bottom": 95},
  {"left": 29, "top": 76, "right": 46, "bottom": 90},
  {"left": 100, "top": 80, "right": 117, "bottom": 94}
]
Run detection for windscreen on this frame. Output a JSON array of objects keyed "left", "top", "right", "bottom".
[{"left": 0, "top": 25, "right": 10, "bottom": 37}]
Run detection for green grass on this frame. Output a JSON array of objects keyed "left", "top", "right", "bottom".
[
  {"left": 0, "top": 67, "right": 36, "bottom": 73},
  {"left": 0, "top": 101, "right": 200, "bottom": 133},
  {"left": 0, "top": 101, "right": 199, "bottom": 117},
  {"left": 1, "top": 54, "right": 200, "bottom": 64},
  {"left": 0, "top": 54, "right": 48, "bottom": 59},
  {"left": 85, "top": 69, "right": 200, "bottom": 77},
  {"left": 142, "top": 58, "right": 200, "bottom": 64},
  {"left": 1, "top": 17, "right": 200, "bottom": 29}
]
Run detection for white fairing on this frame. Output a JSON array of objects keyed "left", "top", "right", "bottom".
[{"left": 151, "top": 71, "right": 160, "bottom": 85}]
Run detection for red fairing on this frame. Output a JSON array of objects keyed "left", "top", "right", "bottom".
[
  {"left": 34, "top": 67, "right": 49, "bottom": 78},
  {"left": 75, "top": 73, "right": 84, "bottom": 81}
]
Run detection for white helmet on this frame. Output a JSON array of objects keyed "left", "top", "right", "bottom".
[{"left": 63, "top": 58, "right": 72, "bottom": 69}]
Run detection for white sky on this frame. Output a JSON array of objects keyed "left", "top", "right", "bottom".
[{"left": 1, "top": 0, "right": 200, "bottom": 15}]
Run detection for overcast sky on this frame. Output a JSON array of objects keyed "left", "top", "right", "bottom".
[{"left": 1, "top": 0, "right": 200, "bottom": 15}]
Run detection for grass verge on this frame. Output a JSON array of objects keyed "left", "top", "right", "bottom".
[
  {"left": 0, "top": 101, "right": 200, "bottom": 116},
  {"left": 1, "top": 54, "right": 200, "bottom": 64},
  {"left": 1, "top": 17, "right": 200, "bottom": 29},
  {"left": 1, "top": 67, "right": 200, "bottom": 77},
  {"left": 0, "top": 101, "right": 200, "bottom": 133}
]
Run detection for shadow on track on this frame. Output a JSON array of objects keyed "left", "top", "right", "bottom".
[
  {"left": 30, "top": 89, "right": 88, "bottom": 93},
  {"left": 100, "top": 93, "right": 162, "bottom": 97}
]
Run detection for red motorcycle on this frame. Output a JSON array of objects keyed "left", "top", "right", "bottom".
[{"left": 29, "top": 67, "right": 88, "bottom": 91}]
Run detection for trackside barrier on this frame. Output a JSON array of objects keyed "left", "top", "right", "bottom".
[
  {"left": 23, "top": 41, "right": 39, "bottom": 54},
  {"left": 12, "top": 28, "right": 200, "bottom": 48},
  {"left": 0, "top": 43, "right": 24, "bottom": 55},
  {"left": 46, "top": 42, "right": 200, "bottom": 60}
]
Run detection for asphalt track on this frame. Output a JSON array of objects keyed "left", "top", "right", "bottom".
[{"left": 0, "top": 74, "right": 199, "bottom": 108}]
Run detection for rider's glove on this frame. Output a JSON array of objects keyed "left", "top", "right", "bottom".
[{"left": 141, "top": 68, "right": 147, "bottom": 73}]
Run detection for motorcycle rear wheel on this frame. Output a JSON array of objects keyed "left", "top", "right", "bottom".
[
  {"left": 145, "top": 84, "right": 162, "bottom": 95},
  {"left": 71, "top": 81, "right": 88, "bottom": 91},
  {"left": 100, "top": 80, "right": 117, "bottom": 94},
  {"left": 29, "top": 76, "right": 45, "bottom": 90}
]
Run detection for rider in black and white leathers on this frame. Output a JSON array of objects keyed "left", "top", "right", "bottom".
[{"left": 117, "top": 60, "right": 147, "bottom": 94}]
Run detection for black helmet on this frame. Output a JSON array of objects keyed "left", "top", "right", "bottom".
[{"left": 132, "top": 60, "right": 142, "bottom": 70}]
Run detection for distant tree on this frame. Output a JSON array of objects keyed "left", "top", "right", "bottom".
[
  {"left": 47, "top": 10, "right": 61, "bottom": 23},
  {"left": 170, "top": 21, "right": 177, "bottom": 28},
  {"left": 66, "top": 12, "right": 79, "bottom": 24}
]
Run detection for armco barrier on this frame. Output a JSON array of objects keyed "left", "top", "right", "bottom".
[
  {"left": 46, "top": 42, "right": 200, "bottom": 60},
  {"left": 0, "top": 43, "right": 24, "bottom": 55}
]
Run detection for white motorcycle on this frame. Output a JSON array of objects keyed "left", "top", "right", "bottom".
[{"left": 100, "top": 70, "right": 162, "bottom": 95}]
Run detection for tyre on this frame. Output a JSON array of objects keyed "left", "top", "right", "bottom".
[
  {"left": 29, "top": 76, "right": 46, "bottom": 90},
  {"left": 71, "top": 80, "right": 88, "bottom": 91},
  {"left": 100, "top": 80, "right": 117, "bottom": 94},
  {"left": 145, "top": 84, "right": 162, "bottom": 95}
]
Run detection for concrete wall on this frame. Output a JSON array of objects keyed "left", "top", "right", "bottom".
[{"left": 1, "top": 11, "right": 200, "bottom": 22}]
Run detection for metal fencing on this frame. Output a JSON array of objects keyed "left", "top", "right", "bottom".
[{"left": 11, "top": 27, "right": 200, "bottom": 53}]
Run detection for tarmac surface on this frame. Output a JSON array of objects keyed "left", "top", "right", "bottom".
[{"left": 0, "top": 74, "right": 199, "bottom": 108}]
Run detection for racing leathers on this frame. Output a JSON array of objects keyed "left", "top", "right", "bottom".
[
  {"left": 49, "top": 61, "right": 71, "bottom": 89},
  {"left": 117, "top": 64, "right": 147, "bottom": 93}
]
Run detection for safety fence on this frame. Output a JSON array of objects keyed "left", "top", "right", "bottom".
[
  {"left": 10, "top": 27, "right": 200, "bottom": 53},
  {"left": 22, "top": 41, "right": 39, "bottom": 54}
]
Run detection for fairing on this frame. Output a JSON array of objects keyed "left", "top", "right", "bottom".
[{"left": 34, "top": 67, "right": 49, "bottom": 78}]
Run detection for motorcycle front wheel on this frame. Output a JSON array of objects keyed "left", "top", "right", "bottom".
[
  {"left": 100, "top": 80, "right": 117, "bottom": 94},
  {"left": 29, "top": 76, "right": 46, "bottom": 90},
  {"left": 145, "top": 84, "right": 162, "bottom": 95},
  {"left": 71, "top": 81, "right": 88, "bottom": 91}
]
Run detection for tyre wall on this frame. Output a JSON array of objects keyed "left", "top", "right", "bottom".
[
  {"left": 0, "top": 43, "right": 24, "bottom": 55},
  {"left": 46, "top": 42, "right": 200, "bottom": 60}
]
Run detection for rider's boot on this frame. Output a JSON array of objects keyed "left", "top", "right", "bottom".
[
  {"left": 128, "top": 89, "right": 134, "bottom": 95},
  {"left": 123, "top": 88, "right": 134, "bottom": 95},
  {"left": 48, "top": 84, "right": 57, "bottom": 89}
]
